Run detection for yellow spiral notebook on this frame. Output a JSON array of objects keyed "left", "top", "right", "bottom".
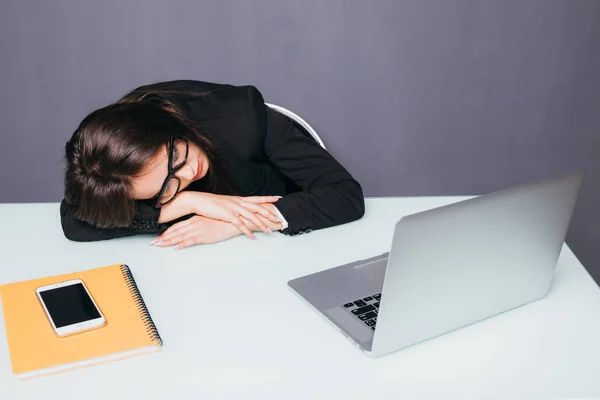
[{"left": 0, "top": 264, "right": 162, "bottom": 379}]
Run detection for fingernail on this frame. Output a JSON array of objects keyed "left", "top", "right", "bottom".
[
  {"left": 267, "top": 228, "right": 273, "bottom": 234},
  {"left": 154, "top": 241, "right": 164, "bottom": 247},
  {"left": 174, "top": 245, "right": 179, "bottom": 250},
  {"left": 150, "top": 238, "right": 158, "bottom": 245},
  {"left": 275, "top": 196, "right": 282, "bottom": 199},
  {"left": 252, "top": 234, "right": 257, "bottom": 240}
]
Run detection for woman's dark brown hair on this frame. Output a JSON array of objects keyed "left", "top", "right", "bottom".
[{"left": 64, "top": 89, "right": 235, "bottom": 229}]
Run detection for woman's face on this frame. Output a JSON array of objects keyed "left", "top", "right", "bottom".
[{"left": 131, "top": 140, "right": 210, "bottom": 202}]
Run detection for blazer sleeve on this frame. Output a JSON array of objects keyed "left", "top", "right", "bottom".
[
  {"left": 246, "top": 87, "right": 365, "bottom": 235},
  {"left": 60, "top": 199, "right": 163, "bottom": 242}
]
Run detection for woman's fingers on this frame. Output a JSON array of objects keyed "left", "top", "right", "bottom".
[
  {"left": 236, "top": 207, "right": 272, "bottom": 235},
  {"left": 152, "top": 219, "right": 192, "bottom": 245},
  {"left": 163, "top": 225, "right": 206, "bottom": 248},
  {"left": 229, "top": 215, "right": 256, "bottom": 239},
  {"left": 156, "top": 234, "right": 180, "bottom": 247},
  {"left": 174, "top": 236, "right": 200, "bottom": 250},
  {"left": 156, "top": 228, "right": 191, "bottom": 247},
  {"left": 242, "top": 196, "right": 282, "bottom": 204},
  {"left": 252, "top": 204, "right": 281, "bottom": 224},
  {"left": 160, "top": 223, "right": 193, "bottom": 240},
  {"left": 235, "top": 200, "right": 280, "bottom": 223},
  {"left": 240, "top": 204, "right": 279, "bottom": 224}
]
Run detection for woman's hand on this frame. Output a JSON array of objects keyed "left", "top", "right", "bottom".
[
  {"left": 153, "top": 216, "right": 242, "bottom": 248},
  {"left": 152, "top": 206, "right": 284, "bottom": 249},
  {"left": 188, "top": 192, "right": 282, "bottom": 239}
]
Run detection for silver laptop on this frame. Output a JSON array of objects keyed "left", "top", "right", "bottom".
[{"left": 288, "top": 171, "right": 584, "bottom": 358}]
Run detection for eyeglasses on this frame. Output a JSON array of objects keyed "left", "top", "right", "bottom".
[{"left": 153, "top": 137, "right": 189, "bottom": 208}]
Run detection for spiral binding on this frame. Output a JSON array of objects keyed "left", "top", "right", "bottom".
[{"left": 120, "top": 265, "right": 163, "bottom": 346}]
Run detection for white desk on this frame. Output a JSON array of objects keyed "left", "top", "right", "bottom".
[{"left": 1, "top": 197, "right": 600, "bottom": 400}]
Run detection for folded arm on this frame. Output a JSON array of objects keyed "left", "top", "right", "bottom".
[
  {"left": 248, "top": 87, "right": 365, "bottom": 235},
  {"left": 60, "top": 192, "right": 199, "bottom": 242},
  {"left": 60, "top": 191, "right": 282, "bottom": 242}
]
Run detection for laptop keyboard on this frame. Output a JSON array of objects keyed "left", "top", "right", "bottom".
[{"left": 343, "top": 293, "right": 381, "bottom": 331}]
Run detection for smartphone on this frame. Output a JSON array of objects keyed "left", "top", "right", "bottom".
[{"left": 36, "top": 279, "right": 106, "bottom": 337}]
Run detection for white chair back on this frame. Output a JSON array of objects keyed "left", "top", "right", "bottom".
[{"left": 265, "top": 103, "right": 326, "bottom": 149}]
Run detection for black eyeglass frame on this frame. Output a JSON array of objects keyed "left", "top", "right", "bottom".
[{"left": 153, "top": 137, "right": 189, "bottom": 208}]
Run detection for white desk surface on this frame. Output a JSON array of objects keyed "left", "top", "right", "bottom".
[{"left": 1, "top": 197, "right": 599, "bottom": 400}]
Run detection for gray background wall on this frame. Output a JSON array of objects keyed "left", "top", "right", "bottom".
[{"left": 1, "top": 0, "right": 599, "bottom": 281}]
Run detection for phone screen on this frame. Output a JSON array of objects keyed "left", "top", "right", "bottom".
[{"left": 39, "top": 283, "right": 101, "bottom": 328}]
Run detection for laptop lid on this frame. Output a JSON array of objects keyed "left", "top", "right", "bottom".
[{"left": 370, "top": 171, "right": 584, "bottom": 357}]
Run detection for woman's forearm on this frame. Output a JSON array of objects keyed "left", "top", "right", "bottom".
[
  {"left": 157, "top": 192, "right": 196, "bottom": 224},
  {"left": 159, "top": 192, "right": 283, "bottom": 230}
]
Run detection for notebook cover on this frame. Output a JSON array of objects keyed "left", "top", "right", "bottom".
[{"left": 0, "top": 264, "right": 162, "bottom": 377}]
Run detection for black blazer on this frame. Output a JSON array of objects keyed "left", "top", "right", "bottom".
[{"left": 60, "top": 80, "right": 365, "bottom": 241}]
